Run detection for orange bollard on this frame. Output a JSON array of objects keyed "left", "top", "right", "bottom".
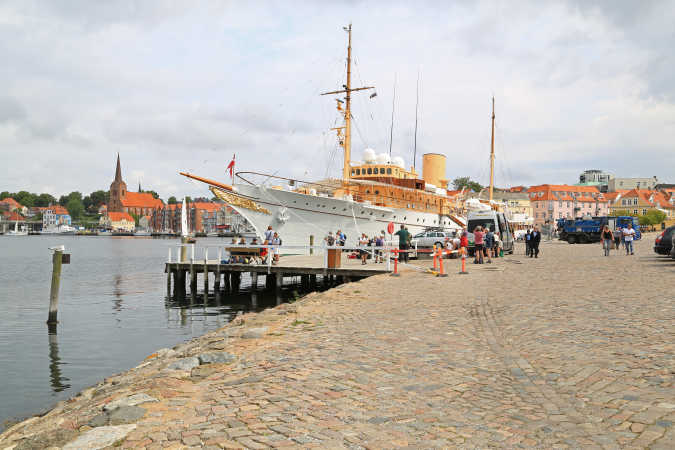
[
  {"left": 438, "top": 248, "right": 448, "bottom": 277},
  {"left": 431, "top": 244, "right": 437, "bottom": 270},
  {"left": 391, "top": 249, "right": 400, "bottom": 277},
  {"left": 459, "top": 249, "right": 469, "bottom": 275}
]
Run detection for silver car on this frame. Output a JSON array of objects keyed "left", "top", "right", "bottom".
[{"left": 411, "top": 230, "right": 457, "bottom": 248}]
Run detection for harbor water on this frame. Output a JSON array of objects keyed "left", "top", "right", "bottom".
[{"left": 0, "top": 236, "right": 292, "bottom": 430}]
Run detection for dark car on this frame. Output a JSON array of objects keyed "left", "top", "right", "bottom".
[
  {"left": 671, "top": 231, "right": 675, "bottom": 259},
  {"left": 654, "top": 225, "right": 675, "bottom": 255}
]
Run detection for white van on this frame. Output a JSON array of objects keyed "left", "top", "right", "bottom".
[{"left": 466, "top": 210, "right": 514, "bottom": 255}]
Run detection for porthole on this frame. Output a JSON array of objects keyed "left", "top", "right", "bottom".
[
  {"left": 306, "top": 203, "right": 309, "bottom": 206},
  {"left": 332, "top": 206, "right": 336, "bottom": 209},
  {"left": 375, "top": 190, "right": 379, "bottom": 195}
]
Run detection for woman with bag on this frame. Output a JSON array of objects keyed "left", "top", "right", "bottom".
[{"left": 601, "top": 225, "right": 613, "bottom": 256}]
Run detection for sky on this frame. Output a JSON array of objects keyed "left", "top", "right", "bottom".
[{"left": 1, "top": 0, "right": 674, "bottom": 200}]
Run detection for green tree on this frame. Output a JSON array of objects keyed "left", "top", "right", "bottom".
[
  {"left": 644, "top": 209, "right": 667, "bottom": 225},
  {"left": 0, "top": 191, "right": 9, "bottom": 200},
  {"left": 129, "top": 211, "right": 140, "bottom": 227},
  {"left": 638, "top": 215, "right": 651, "bottom": 226},
  {"left": 452, "top": 177, "right": 483, "bottom": 192},
  {"left": 167, "top": 196, "right": 177, "bottom": 204},
  {"left": 14, "top": 191, "right": 37, "bottom": 207},
  {"left": 66, "top": 198, "right": 84, "bottom": 220},
  {"left": 35, "top": 193, "right": 56, "bottom": 207},
  {"left": 59, "top": 191, "right": 83, "bottom": 206},
  {"left": 184, "top": 196, "right": 192, "bottom": 204},
  {"left": 144, "top": 190, "right": 159, "bottom": 199}
]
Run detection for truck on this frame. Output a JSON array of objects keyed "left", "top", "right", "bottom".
[{"left": 557, "top": 216, "right": 641, "bottom": 244}]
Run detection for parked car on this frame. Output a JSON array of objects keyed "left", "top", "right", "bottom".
[
  {"left": 671, "top": 231, "right": 675, "bottom": 259},
  {"left": 654, "top": 225, "right": 675, "bottom": 255},
  {"left": 411, "top": 230, "right": 458, "bottom": 248}
]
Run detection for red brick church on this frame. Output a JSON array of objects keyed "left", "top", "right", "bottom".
[{"left": 108, "top": 154, "right": 163, "bottom": 216}]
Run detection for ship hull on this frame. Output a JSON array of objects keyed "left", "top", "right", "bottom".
[{"left": 213, "top": 184, "right": 464, "bottom": 252}]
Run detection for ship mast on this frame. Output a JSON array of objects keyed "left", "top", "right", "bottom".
[
  {"left": 321, "top": 24, "right": 374, "bottom": 181},
  {"left": 489, "top": 96, "right": 495, "bottom": 202}
]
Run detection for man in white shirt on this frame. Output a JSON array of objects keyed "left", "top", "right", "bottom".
[{"left": 622, "top": 223, "right": 636, "bottom": 255}]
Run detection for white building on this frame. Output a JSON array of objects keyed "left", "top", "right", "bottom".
[{"left": 608, "top": 176, "right": 658, "bottom": 192}]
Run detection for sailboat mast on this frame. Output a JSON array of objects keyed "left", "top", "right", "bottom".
[
  {"left": 489, "top": 96, "right": 495, "bottom": 202},
  {"left": 320, "top": 24, "right": 374, "bottom": 181},
  {"left": 413, "top": 70, "right": 419, "bottom": 170},
  {"left": 343, "top": 24, "right": 353, "bottom": 181}
]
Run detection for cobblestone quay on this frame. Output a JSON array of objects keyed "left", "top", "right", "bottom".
[{"left": 2, "top": 236, "right": 673, "bottom": 449}]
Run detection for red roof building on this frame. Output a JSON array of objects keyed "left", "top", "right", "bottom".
[
  {"left": 528, "top": 184, "right": 609, "bottom": 225},
  {"left": 0, "top": 198, "right": 22, "bottom": 211}
]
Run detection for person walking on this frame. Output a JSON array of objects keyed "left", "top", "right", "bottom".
[
  {"left": 473, "top": 226, "right": 484, "bottom": 264},
  {"left": 484, "top": 227, "right": 494, "bottom": 263},
  {"left": 525, "top": 229, "right": 532, "bottom": 256},
  {"left": 375, "top": 233, "right": 385, "bottom": 263},
  {"left": 359, "top": 233, "right": 369, "bottom": 265},
  {"left": 394, "top": 225, "right": 411, "bottom": 264},
  {"left": 530, "top": 226, "right": 541, "bottom": 258},
  {"left": 264, "top": 225, "right": 274, "bottom": 243},
  {"left": 460, "top": 230, "right": 469, "bottom": 256},
  {"left": 622, "top": 223, "right": 636, "bottom": 255},
  {"left": 614, "top": 224, "right": 622, "bottom": 250},
  {"left": 271, "top": 232, "right": 281, "bottom": 264},
  {"left": 601, "top": 225, "right": 614, "bottom": 256}
]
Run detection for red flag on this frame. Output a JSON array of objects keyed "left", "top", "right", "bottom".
[{"left": 227, "top": 154, "right": 235, "bottom": 179}]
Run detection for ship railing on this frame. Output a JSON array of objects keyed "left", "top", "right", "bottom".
[{"left": 167, "top": 242, "right": 410, "bottom": 274}]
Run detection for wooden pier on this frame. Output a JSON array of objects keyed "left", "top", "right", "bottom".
[{"left": 164, "top": 254, "right": 389, "bottom": 300}]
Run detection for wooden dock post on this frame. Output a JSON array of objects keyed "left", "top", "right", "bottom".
[
  {"left": 166, "top": 269, "right": 172, "bottom": 297},
  {"left": 47, "top": 247, "right": 64, "bottom": 326},
  {"left": 173, "top": 269, "right": 185, "bottom": 299},
  {"left": 309, "top": 235, "right": 314, "bottom": 255},
  {"left": 275, "top": 273, "right": 283, "bottom": 293},
  {"left": 180, "top": 237, "right": 188, "bottom": 262},
  {"left": 251, "top": 272, "right": 258, "bottom": 291},
  {"left": 215, "top": 248, "right": 222, "bottom": 292},
  {"left": 190, "top": 266, "right": 197, "bottom": 296},
  {"left": 310, "top": 274, "right": 317, "bottom": 289},
  {"left": 203, "top": 250, "right": 209, "bottom": 299},
  {"left": 301, "top": 274, "right": 309, "bottom": 291},
  {"left": 232, "top": 272, "right": 241, "bottom": 293}
]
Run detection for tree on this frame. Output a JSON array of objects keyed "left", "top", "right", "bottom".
[
  {"left": 644, "top": 209, "right": 667, "bottom": 225},
  {"left": 129, "top": 211, "right": 140, "bottom": 227},
  {"left": 184, "top": 196, "right": 192, "bottom": 204},
  {"left": 0, "top": 191, "right": 9, "bottom": 201},
  {"left": 66, "top": 198, "right": 84, "bottom": 220},
  {"left": 59, "top": 191, "right": 82, "bottom": 206},
  {"left": 35, "top": 193, "right": 56, "bottom": 207},
  {"left": 14, "top": 191, "right": 37, "bottom": 207},
  {"left": 144, "top": 190, "right": 159, "bottom": 199},
  {"left": 452, "top": 177, "right": 483, "bottom": 192},
  {"left": 168, "top": 196, "right": 177, "bottom": 204},
  {"left": 89, "top": 190, "right": 108, "bottom": 208}
]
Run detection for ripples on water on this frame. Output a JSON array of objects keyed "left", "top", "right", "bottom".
[{"left": 0, "top": 236, "right": 305, "bottom": 430}]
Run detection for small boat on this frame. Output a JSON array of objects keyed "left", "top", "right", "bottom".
[
  {"left": 134, "top": 230, "right": 151, "bottom": 236},
  {"left": 7, "top": 220, "right": 28, "bottom": 236}
]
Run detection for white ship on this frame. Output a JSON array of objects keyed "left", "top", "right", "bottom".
[
  {"left": 7, "top": 220, "right": 28, "bottom": 236},
  {"left": 182, "top": 25, "right": 466, "bottom": 250}
]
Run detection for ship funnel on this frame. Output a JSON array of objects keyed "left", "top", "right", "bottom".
[{"left": 422, "top": 153, "right": 447, "bottom": 188}]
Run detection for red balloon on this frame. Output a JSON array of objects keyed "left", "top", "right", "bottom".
[{"left": 387, "top": 222, "right": 394, "bottom": 234}]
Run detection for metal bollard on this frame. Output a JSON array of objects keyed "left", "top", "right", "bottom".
[{"left": 390, "top": 249, "right": 400, "bottom": 277}]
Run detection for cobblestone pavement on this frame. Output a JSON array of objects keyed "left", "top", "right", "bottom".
[{"left": 1, "top": 235, "right": 674, "bottom": 449}]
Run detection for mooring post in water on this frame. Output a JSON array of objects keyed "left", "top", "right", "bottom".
[
  {"left": 251, "top": 272, "right": 258, "bottom": 291},
  {"left": 166, "top": 269, "right": 172, "bottom": 297},
  {"left": 203, "top": 248, "right": 208, "bottom": 298},
  {"left": 309, "top": 235, "right": 314, "bottom": 255},
  {"left": 47, "top": 246, "right": 65, "bottom": 326},
  {"left": 275, "top": 272, "right": 283, "bottom": 293}
]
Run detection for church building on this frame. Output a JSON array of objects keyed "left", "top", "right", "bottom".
[{"left": 108, "top": 154, "right": 163, "bottom": 216}]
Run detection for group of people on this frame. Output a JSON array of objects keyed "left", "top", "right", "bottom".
[
  {"left": 601, "top": 222, "right": 636, "bottom": 256},
  {"left": 471, "top": 226, "right": 505, "bottom": 264},
  {"left": 229, "top": 225, "right": 282, "bottom": 264},
  {"left": 524, "top": 226, "right": 542, "bottom": 258},
  {"left": 324, "top": 229, "right": 347, "bottom": 247}
]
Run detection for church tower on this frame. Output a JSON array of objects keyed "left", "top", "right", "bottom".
[{"left": 109, "top": 154, "right": 127, "bottom": 212}]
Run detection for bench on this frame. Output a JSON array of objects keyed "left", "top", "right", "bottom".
[{"left": 226, "top": 247, "right": 264, "bottom": 264}]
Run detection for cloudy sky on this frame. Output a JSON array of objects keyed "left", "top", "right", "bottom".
[{"left": 1, "top": 0, "right": 674, "bottom": 200}]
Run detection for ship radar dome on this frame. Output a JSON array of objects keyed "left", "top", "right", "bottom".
[
  {"left": 376, "top": 153, "right": 391, "bottom": 164},
  {"left": 363, "top": 148, "right": 376, "bottom": 164}
]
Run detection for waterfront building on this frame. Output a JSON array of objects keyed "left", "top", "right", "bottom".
[
  {"left": 0, "top": 198, "right": 28, "bottom": 216},
  {"left": 491, "top": 191, "right": 533, "bottom": 227},
  {"left": 609, "top": 189, "right": 675, "bottom": 220},
  {"left": 150, "top": 202, "right": 248, "bottom": 234},
  {"left": 608, "top": 176, "right": 658, "bottom": 192},
  {"left": 527, "top": 185, "right": 609, "bottom": 225},
  {"left": 578, "top": 170, "right": 613, "bottom": 192},
  {"left": 139, "top": 215, "right": 152, "bottom": 231},
  {"left": 99, "top": 212, "right": 135, "bottom": 232},
  {"left": 43, "top": 206, "right": 71, "bottom": 229},
  {"left": 108, "top": 154, "right": 163, "bottom": 215}
]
